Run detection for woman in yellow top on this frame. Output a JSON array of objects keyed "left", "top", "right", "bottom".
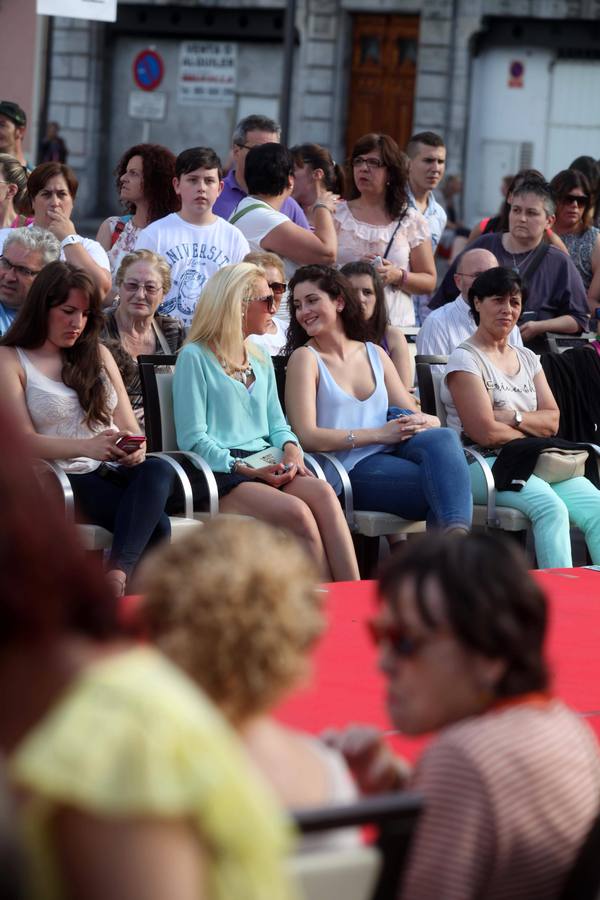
[{"left": 0, "top": 403, "right": 295, "bottom": 900}]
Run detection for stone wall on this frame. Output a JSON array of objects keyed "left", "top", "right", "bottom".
[
  {"left": 47, "top": 16, "right": 105, "bottom": 215},
  {"left": 44, "top": 0, "right": 600, "bottom": 215}
]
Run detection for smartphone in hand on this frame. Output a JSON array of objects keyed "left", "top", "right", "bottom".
[{"left": 115, "top": 435, "right": 146, "bottom": 453}]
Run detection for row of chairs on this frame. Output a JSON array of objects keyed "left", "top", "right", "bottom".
[
  {"left": 42, "top": 345, "right": 598, "bottom": 572},
  {"left": 39, "top": 352, "right": 536, "bottom": 575}
]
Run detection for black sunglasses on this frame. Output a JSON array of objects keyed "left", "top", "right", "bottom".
[{"left": 563, "top": 194, "right": 588, "bottom": 208}]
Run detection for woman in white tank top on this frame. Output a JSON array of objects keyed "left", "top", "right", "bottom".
[
  {"left": 0, "top": 261, "right": 175, "bottom": 596},
  {"left": 284, "top": 265, "right": 473, "bottom": 534}
]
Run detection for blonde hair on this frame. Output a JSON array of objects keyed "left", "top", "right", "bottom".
[
  {"left": 141, "top": 518, "right": 324, "bottom": 724},
  {"left": 0, "top": 153, "right": 28, "bottom": 213},
  {"left": 115, "top": 249, "right": 171, "bottom": 294},
  {"left": 243, "top": 250, "right": 285, "bottom": 280},
  {"left": 186, "top": 262, "right": 266, "bottom": 364}
]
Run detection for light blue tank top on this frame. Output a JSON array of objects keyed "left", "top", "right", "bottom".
[{"left": 307, "top": 341, "right": 389, "bottom": 474}]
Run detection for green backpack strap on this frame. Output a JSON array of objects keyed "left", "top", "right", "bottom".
[{"left": 229, "top": 201, "right": 271, "bottom": 225}]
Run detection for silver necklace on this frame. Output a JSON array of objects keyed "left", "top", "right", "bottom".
[{"left": 506, "top": 245, "right": 536, "bottom": 273}]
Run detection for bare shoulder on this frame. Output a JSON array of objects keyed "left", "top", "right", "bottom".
[
  {"left": 98, "top": 342, "right": 116, "bottom": 366},
  {"left": 95, "top": 217, "right": 117, "bottom": 249},
  {"left": 0, "top": 345, "right": 23, "bottom": 375},
  {"left": 287, "top": 344, "right": 318, "bottom": 373}
]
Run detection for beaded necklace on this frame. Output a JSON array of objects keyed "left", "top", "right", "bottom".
[{"left": 218, "top": 350, "right": 254, "bottom": 385}]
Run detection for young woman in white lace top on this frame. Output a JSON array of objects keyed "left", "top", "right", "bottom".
[{"left": 0, "top": 260, "right": 175, "bottom": 596}]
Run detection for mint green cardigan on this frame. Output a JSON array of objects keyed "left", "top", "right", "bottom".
[{"left": 173, "top": 342, "right": 298, "bottom": 473}]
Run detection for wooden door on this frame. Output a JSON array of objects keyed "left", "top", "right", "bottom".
[{"left": 346, "top": 14, "right": 419, "bottom": 159}]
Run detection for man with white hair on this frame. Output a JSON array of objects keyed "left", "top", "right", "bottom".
[
  {"left": 416, "top": 248, "right": 523, "bottom": 356},
  {"left": 0, "top": 227, "right": 60, "bottom": 334}
]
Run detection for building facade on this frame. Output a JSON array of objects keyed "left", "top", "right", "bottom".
[{"left": 4, "top": 0, "right": 600, "bottom": 220}]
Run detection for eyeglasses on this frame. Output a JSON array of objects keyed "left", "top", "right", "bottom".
[
  {"left": 268, "top": 281, "right": 287, "bottom": 295},
  {"left": 251, "top": 293, "right": 277, "bottom": 311},
  {"left": 0, "top": 255, "right": 41, "bottom": 279},
  {"left": 121, "top": 281, "right": 161, "bottom": 296},
  {"left": 352, "top": 156, "right": 385, "bottom": 170},
  {"left": 563, "top": 194, "right": 588, "bottom": 208},
  {"left": 366, "top": 618, "right": 429, "bottom": 659}
]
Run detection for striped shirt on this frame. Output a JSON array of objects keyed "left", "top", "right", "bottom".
[{"left": 400, "top": 699, "right": 600, "bottom": 899}]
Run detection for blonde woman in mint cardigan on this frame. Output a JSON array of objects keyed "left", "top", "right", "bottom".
[{"left": 173, "top": 262, "right": 359, "bottom": 581}]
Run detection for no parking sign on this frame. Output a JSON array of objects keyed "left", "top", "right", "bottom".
[{"left": 133, "top": 49, "right": 164, "bottom": 92}]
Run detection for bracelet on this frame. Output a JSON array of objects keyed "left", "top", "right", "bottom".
[
  {"left": 229, "top": 458, "right": 243, "bottom": 474},
  {"left": 399, "top": 268, "right": 408, "bottom": 288},
  {"left": 313, "top": 202, "right": 332, "bottom": 213},
  {"left": 346, "top": 431, "right": 356, "bottom": 448}
]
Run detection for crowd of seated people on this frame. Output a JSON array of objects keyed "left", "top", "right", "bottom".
[
  {"left": 1, "top": 110, "right": 599, "bottom": 581},
  {"left": 3, "top": 102, "right": 600, "bottom": 899}
]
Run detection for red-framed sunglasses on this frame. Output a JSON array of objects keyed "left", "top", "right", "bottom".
[{"left": 366, "top": 618, "right": 426, "bottom": 658}]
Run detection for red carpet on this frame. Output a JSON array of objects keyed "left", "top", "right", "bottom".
[{"left": 275, "top": 568, "right": 600, "bottom": 763}]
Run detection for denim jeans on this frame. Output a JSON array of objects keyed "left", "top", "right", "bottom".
[
  {"left": 67, "top": 456, "right": 175, "bottom": 576},
  {"left": 349, "top": 428, "right": 473, "bottom": 529},
  {"left": 470, "top": 456, "right": 600, "bottom": 568}
]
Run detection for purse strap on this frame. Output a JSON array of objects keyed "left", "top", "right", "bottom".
[
  {"left": 518, "top": 240, "right": 549, "bottom": 289},
  {"left": 152, "top": 318, "right": 172, "bottom": 355},
  {"left": 456, "top": 341, "right": 495, "bottom": 405},
  {"left": 383, "top": 219, "right": 403, "bottom": 259},
  {"left": 229, "top": 201, "right": 272, "bottom": 225}
]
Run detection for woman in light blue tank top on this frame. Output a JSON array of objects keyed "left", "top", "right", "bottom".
[{"left": 283, "top": 265, "right": 472, "bottom": 531}]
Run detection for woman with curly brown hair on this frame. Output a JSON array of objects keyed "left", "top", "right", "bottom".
[
  {"left": 96, "top": 143, "right": 179, "bottom": 276},
  {"left": 334, "top": 133, "right": 436, "bottom": 326},
  {"left": 142, "top": 517, "right": 359, "bottom": 848},
  {"left": 0, "top": 260, "right": 175, "bottom": 596}
]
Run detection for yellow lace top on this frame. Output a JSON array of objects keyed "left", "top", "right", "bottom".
[{"left": 10, "top": 647, "right": 296, "bottom": 900}]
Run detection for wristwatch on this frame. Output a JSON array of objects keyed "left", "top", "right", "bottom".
[
  {"left": 513, "top": 410, "right": 523, "bottom": 428},
  {"left": 60, "top": 234, "right": 83, "bottom": 249}
]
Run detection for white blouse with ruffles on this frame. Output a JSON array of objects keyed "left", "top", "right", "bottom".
[{"left": 334, "top": 201, "right": 430, "bottom": 327}]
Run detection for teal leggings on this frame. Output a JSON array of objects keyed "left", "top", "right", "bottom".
[{"left": 470, "top": 457, "right": 600, "bottom": 568}]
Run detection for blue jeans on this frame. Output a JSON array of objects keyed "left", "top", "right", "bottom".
[
  {"left": 470, "top": 456, "right": 600, "bottom": 568},
  {"left": 67, "top": 457, "right": 175, "bottom": 576},
  {"left": 349, "top": 428, "right": 473, "bottom": 529}
]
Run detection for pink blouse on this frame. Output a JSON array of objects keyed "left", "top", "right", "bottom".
[{"left": 334, "top": 201, "right": 430, "bottom": 326}]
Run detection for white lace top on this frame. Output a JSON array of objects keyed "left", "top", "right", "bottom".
[
  {"left": 334, "top": 201, "right": 430, "bottom": 327},
  {"left": 17, "top": 347, "right": 118, "bottom": 474}
]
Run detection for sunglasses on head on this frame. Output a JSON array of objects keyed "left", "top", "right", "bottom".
[
  {"left": 268, "top": 281, "right": 287, "bottom": 294},
  {"left": 366, "top": 618, "right": 427, "bottom": 659},
  {"left": 563, "top": 194, "right": 588, "bottom": 208}
]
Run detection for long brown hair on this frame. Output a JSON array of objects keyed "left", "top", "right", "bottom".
[
  {"left": 284, "top": 265, "right": 369, "bottom": 355},
  {"left": 1, "top": 262, "right": 111, "bottom": 426}
]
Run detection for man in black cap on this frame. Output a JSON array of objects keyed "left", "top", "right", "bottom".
[{"left": 0, "top": 101, "right": 27, "bottom": 168}]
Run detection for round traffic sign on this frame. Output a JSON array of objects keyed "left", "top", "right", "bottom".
[{"left": 133, "top": 49, "right": 164, "bottom": 92}]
